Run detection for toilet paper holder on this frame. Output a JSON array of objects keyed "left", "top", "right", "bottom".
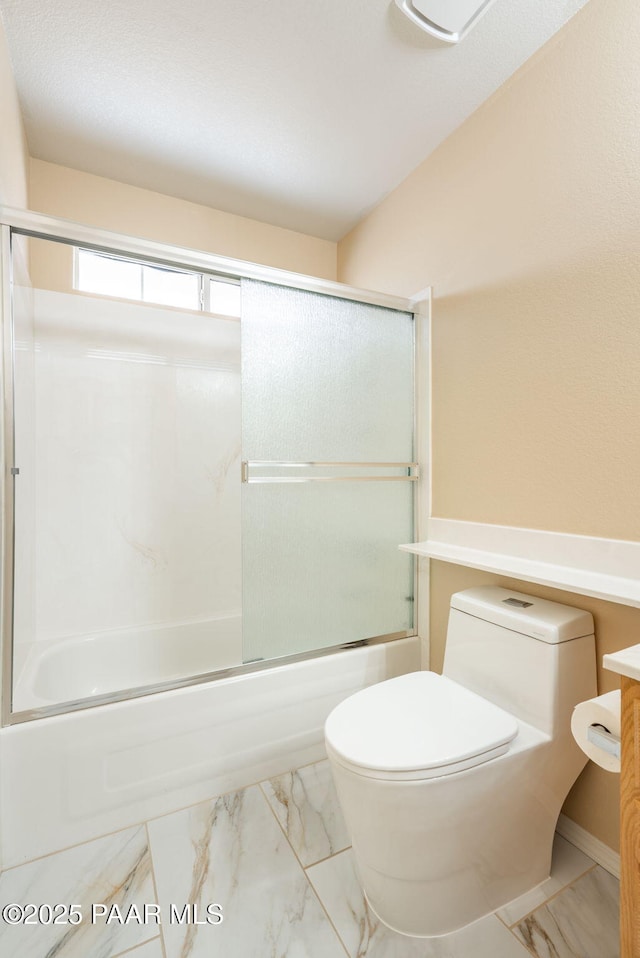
[{"left": 587, "top": 723, "right": 621, "bottom": 760}]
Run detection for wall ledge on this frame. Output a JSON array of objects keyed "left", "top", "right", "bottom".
[{"left": 400, "top": 518, "right": 640, "bottom": 609}]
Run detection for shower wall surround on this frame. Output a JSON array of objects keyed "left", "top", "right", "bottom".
[{"left": 12, "top": 283, "right": 242, "bottom": 711}]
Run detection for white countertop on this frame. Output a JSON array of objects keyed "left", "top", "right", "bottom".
[{"left": 603, "top": 646, "right": 640, "bottom": 682}]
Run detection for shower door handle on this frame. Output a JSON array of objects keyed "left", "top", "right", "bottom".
[{"left": 241, "top": 461, "right": 419, "bottom": 483}]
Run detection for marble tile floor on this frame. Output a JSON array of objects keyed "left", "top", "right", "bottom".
[{"left": 0, "top": 759, "right": 619, "bottom": 958}]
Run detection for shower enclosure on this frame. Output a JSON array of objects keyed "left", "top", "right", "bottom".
[{"left": 0, "top": 212, "right": 420, "bottom": 724}]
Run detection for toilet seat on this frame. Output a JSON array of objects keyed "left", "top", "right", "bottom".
[{"left": 325, "top": 671, "right": 519, "bottom": 782}]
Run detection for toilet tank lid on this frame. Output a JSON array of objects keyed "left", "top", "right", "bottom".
[{"left": 450, "top": 587, "right": 594, "bottom": 643}]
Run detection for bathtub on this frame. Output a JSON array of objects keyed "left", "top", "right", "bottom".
[
  {"left": 13, "top": 614, "right": 243, "bottom": 712},
  {"left": 0, "top": 635, "right": 419, "bottom": 869}
]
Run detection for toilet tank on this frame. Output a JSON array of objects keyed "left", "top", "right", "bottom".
[{"left": 443, "top": 587, "right": 596, "bottom": 735}]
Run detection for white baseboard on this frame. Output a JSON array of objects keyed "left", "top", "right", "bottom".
[{"left": 556, "top": 813, "right": 620, "bottom": 879}]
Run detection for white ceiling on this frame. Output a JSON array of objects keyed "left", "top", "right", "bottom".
[{"left": 0, "top": 0, "right": 590, "bottom": 240}]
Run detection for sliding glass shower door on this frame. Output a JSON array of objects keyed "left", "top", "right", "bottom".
[
  {"left": 5, "top": 222, "right": 417, "bottom": 721},
  {"left": 241, "top": 280, "right": 415, "bottom": 663}
]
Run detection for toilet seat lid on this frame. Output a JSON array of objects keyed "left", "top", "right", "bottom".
[{"left": 325, "top": 671, "right": 519, "bottom": 778}]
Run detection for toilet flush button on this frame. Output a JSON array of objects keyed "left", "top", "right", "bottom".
[{"left": 502, "top": 597, "right": 534, "bottom": 608}]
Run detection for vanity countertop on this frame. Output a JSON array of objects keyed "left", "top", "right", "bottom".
[{"left": 603, "top": 645, "right": 640, "bottom": 682}]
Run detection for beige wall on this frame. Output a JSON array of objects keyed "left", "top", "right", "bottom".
[
  {"left": 29, "top": 159, "right": 337, "bottom": 291},
  {"left": 338, "top": 0, "right": 640, "bottom": 851},
  {"left": 0, "top": 16, "right": 28, "bottom": 209},
  {"left": 0, "top": 13, "right": 29, "bottom": 287}
]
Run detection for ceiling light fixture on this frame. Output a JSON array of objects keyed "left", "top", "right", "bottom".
[{"left": 394, "top": 0, "right": 499, "bottom": 43}]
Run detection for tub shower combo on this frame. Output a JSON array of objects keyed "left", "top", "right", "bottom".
[{"left": 0, "top": 211, "right": 425, "bottom": 866}]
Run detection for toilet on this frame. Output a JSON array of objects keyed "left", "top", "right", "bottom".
[{"left": 324, "top": 586, "right": 597, "bottom": 938}]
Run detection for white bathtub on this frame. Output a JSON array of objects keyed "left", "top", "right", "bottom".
[
  {"left": 13, "top": 614, "right": 243, "bottom": 712},
  {"left": 0, "top": 636, "right": 419, "bottom": 869}
]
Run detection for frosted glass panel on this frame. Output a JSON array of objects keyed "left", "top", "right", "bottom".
[
  {"left": 242, "top": 482, "right": 415, "bottom": 662},
  {"left": 241, "top": 281, "right": 414, "bottom": 461},
  {"left": 241, "top": 279, "right": 415, "bottom": 662}
]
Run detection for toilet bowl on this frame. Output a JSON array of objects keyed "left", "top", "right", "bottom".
[{"left": 324, "top": 586, "right": 597, "bottom": 937}]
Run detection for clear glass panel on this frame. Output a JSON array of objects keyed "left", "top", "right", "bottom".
[
  {"left": 76, "top": 248, "right": 142, "bottom": 300},
  {"left": 241, "top": 279, "right": 415, "bottom": 661},
  {"left": 11, "top": 237, "right": 242, "bottom": 713},
  {"left": 12, "top": 266, "right": 36, "bottom": 697},
  {"left": 142, "top": 263, "right": 200, "bottom": 310},
  {"left": 210, "top": 278, "right": 241, "bottom": 317}
]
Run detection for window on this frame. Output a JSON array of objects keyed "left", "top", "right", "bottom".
[
  {"left": 74, "top": 248, "right": 241, "bottom": 316},
  {"left": 208, "top": 278, "right": 242, "bottom": 317}
]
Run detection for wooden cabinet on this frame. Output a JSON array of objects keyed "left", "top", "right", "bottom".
[{"left": 621, "top": 677, "right": 640, "bottom": 958}]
